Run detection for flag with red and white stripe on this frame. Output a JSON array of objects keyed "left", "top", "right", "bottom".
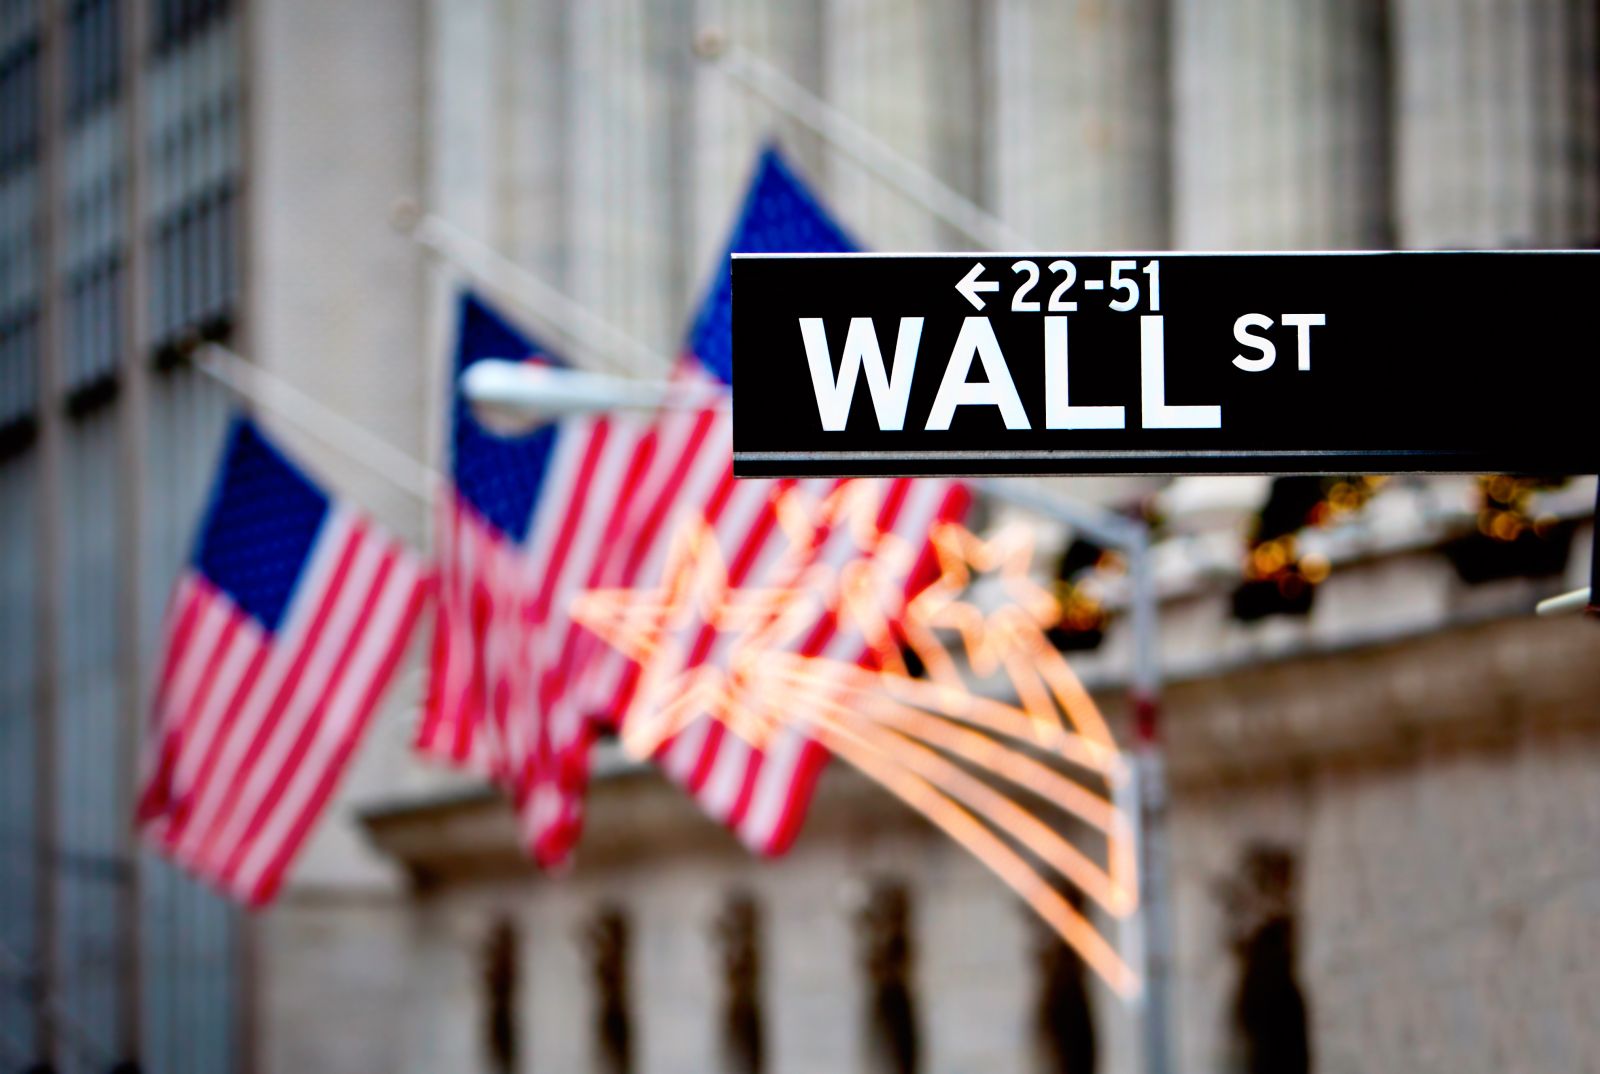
[
  {"left": 420, "top": 148, "right": 968, "bottom": 866},
  {"left": 417, "top": 294, "right": 658, "bottom": 865},
  {"left": 582, "top": 148, "right": 971, "bottom": 856},
  {"left": 138, "top": 416, "right": 430, "bottom": 906}
]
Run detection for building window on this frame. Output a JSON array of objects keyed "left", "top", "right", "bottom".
[
  {"left": 149, "top": 0, "right": 232, "bottom": 56},
  {"left": 856, "top": 881, "right": 919, "bottom": 1074},
  {"left": 61, "top": 0, "right": 127, "bottom": 406},
  {"left": 144, "top": 0, "right": 241, "bottom": 356},
  {"left": 66, "top": 0, "right": 121, "bottom": 122},
  {"left": 713, "top": 892, "right": 764, "bottom": 1074},
  {"left": 0, "top": 10, "right": 42, "bottom": 453},
  {"left": 582, "top": 905, "right": 633, "bottom": 1074},
  {"left": 1032, "top": 889, "right": 1096, "bottom": 1074},
  {"left": 482, "top": 918, "right": 519, "bottom": 1074},
  {"left": 1223, "top": 845, "right": 1311, "bottom": 1074}
]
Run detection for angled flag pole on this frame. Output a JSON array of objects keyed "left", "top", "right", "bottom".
[
  {"left": 195, "top": 342, "right": 440, "bottom": 505},
  {"left": 1537, "top": 587, "right": 1591, "bottom": 615},
  {"left": 394, "top": 200, "right": 677, "bottom": 378},
  {"left": 693, "top": 31, "right": 1028, "bottom": 251},
  {"left": 1534, "top": 484, "right": 1600, "bottom": 617}
]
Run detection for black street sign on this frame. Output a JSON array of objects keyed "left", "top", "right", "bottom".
[{"left": 730, "top": 251, "right": 1599, "bottom": 478}]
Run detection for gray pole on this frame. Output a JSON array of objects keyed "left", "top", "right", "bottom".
[
  {"left": 1127, "top": 527, "right": 1173, "bottom": 1074},
  {"left": 695, "top": 35, "right": 1029, "bottom": 251},
  {"left": 975, "top": 478, "right": 1172, "bottom": 1074}
]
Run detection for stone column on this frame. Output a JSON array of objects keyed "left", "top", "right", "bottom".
[
  {"left": 989, "top": 0, "right": 1170, "bottom": 249},
  {"left": 253, "top": 0, "right": 430, "bottom": 536},
  {"left": 1173, "top": 0, "right": 1391, "bottom": 249},
  {"left": 1393, "top": 0, "right": 1600, "bottom": 248},
  {"left": 822, "top": 0, "right": 987, "bottom": 249},
  {"left": 565, "top": 0, "right": 692, "bottom": 365},
  {"left": 688, "top": 0, "right": 827, "bottom": 277},
  {"left": 500, "top": 0, "right": 573, "bottom": 285}
]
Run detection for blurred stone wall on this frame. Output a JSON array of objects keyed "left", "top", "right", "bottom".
[
  {"left": 249, "top": 1, "right": 1600, "bottom": 1073},
  {"left": 349, "top": 595, "right": 1600, "bottom": 1074}
]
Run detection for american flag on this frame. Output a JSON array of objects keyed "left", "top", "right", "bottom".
[
  {"left": 138, "top": 417, "right": 429, "bottom": 905},
  {"left": 421, "top": 148, "right": 967, "bottom": 865},
  {"left": 585, "top": 148, "right": 970, "bottom": 856},
  {"left": 417, "top": 294, "right": 657, "bottom": 864}
]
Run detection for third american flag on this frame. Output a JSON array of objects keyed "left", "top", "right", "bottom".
[{"left": 421, "top": 147, "right": 967, "bottom": 864}]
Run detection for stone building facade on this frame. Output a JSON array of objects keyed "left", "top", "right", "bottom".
[
  {"left": 342, "top": 501, "right": 1600, "bottom": 1074},
  {"left": 3, "top": 0, "right": 1599, "bottom": 1072}
]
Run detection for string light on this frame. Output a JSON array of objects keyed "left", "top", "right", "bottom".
[
  {"left": 1234, "top": 475, "right": 1386, "bottom": 621},
  {"left": 571, "top": 481, "right": 1141, "bottom": 997},
  {"left": 1445, "top": 475, "right": 1573, "bottom": 585}
]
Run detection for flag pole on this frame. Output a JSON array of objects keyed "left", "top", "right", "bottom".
[
  {"left": 392, "top": 202, "right": 678, "bottom": 378},
  {"left": 192, "top": 343, "right": 440, "bottom": 506},
  {"left": 693, "top": 31, "right": 1029, "bottom": 252}
]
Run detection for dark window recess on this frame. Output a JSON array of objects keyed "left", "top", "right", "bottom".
[
  {"left": 149, "top": 179, "right": 239, "bottom": 359},
  {"left": 582, "top": 905, "right": 633, "bottom": 1074},
  {"left": 0, "top": 414, "right": 38, "bottom": 460},
  {"left": 714, "top": 893, "right": 765, "bottom": 1074},
  {"left": 482, "top": 919, "right": 519, "bottom": 1074},
  {"left": 0, "top": 308, "right": 41, "bottom": 435},
  {"left": 150, "top": 0, "right": 231, "bottom": 56},
  {"left": 65, "top": 251, "right": 125, "bottom": 395},
  {"left": 0, "top": 34, "right": 42, "bottom": 174},
  {"left": 0, "top": 20, "right": 42, "bottom": 440},
  {"left": 66, "top": 0, "right": 122, "bottom": 121},
  {"left": 1221, "top": 845, "right": 1311, "bottom": 1074},
  {"left": 146, "top": 0, "right": 241, "bottom": 361},
  {"left": 64, "top": 371, "right": 119, "bottom": 419},
  {"left": 1032, "top": 887, "right": 1097, "bottom": 1074},
  {"left": 856, "top": 881, "right": 919, "bottom": 1074}
]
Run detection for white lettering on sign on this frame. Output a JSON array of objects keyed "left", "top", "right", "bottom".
[
  {"left": 1044, "top": 316, "right": 1124, "bottom": 430},
  {"left": 1282, "top": 313, "right": 1327, "bottom": 370},
  {"left": 1232, "top": 313, "right": 1276, "bottom": 372},
  {"left": 1141, "top": 316, "right": 1221, "bottom": 429},
  {"left": 926, "top": 317, "right": 1031, "bottom": 430},
  {"left": 800, "top": 317, "right": 924, "bottom": 431},
  {"left": 800, "top": 297, "right": 1248, "bottom": 432},
  {"left": 955, "top": 262, "right": 999, "bottom": 311},
  {"left": 1232, "top": 313, "right": 1327, "bottom": 372}
]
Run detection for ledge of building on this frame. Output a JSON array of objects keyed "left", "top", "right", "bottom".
[
  {"left": 359, "top": 742, "right": 951, "bottom": 887},
  {"left": 361, "top": 600, "right": 1600, "bottom": 888},
  {"left": 1155, "top": 609, "right": 1600, "bottom": 790}
]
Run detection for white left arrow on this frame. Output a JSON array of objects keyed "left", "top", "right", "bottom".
[{"left": 955, "top": 262, "right": 999, "bottom": 310}]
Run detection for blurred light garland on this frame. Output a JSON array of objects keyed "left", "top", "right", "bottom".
[
  {"left": 1233, "top": 476, "right": 1385, "bottom": 621},
  {"left": 1445, "top": 475, "right": 1574, "bottom": 585}
]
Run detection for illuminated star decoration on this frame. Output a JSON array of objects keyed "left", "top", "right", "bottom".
[
  {"left": 572, "top": 481, "right": 1140, "bottom": 997},
  {"left": 569, "top": 513, "right": 826, "bottom": 759},
  {"left": 897, "top": 522, "right": 1118, "bottom": 752}
]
